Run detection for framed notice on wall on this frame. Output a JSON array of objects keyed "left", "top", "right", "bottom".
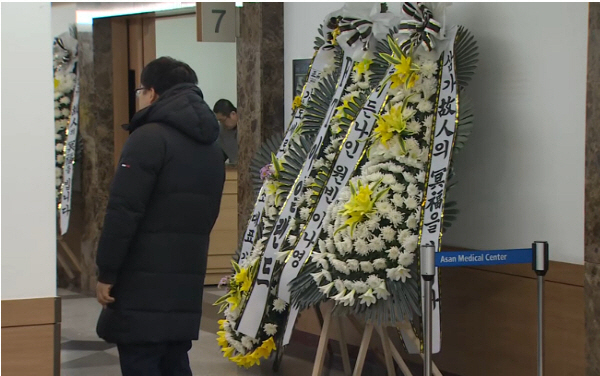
[
  {"left": 196, "top": 2, "right": 236, "bottom": 43},
  {"left": 293, "top": 59, "right": 311, "bottom": 97}
]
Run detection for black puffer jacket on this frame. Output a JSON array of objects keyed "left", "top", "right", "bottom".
[{"left": 96, "top": 83, "right": 225, "bottom": 344}]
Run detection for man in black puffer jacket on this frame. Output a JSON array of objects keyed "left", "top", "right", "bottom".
[{"left": 95, "top": 57, "right": 225, "bottom": 376}]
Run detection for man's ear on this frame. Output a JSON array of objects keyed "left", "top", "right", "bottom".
[{"left": 150, "top": 88, "right": 159, "bottom": 103}]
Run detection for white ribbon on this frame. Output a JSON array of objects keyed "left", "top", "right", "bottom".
[
  {"left": 59, "top": 73, "right": 80, "bottom": 235},
  {"left": 281, "top": 68, "right": 395, "bottom": 345},
  {"left": 238, "top": 47, "right": 334, "bottom": 264},
  {"left": 236, "top": 56, "right": 355, "bottom": 338},
  {"left": 418, "top": 25, "right": 459, "bottom": 354}
]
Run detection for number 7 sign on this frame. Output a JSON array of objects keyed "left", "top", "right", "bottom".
[{"left": 196, "top": 2, "right": 237, "bottom": 43}]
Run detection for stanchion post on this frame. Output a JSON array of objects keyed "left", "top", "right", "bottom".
[
  {"left": 532, "top": 241, "right": 549, "bottom": 376},
  {"left": 420, "top": 244, "right": 436, "bottom": 376}
]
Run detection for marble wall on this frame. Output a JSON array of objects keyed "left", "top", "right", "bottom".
[
  {"left": 236, "top": 3, "right": 285, "bottom": 239},
  {"left": 77, "top": 19, "right": 116, "bottom": 292},
  {"left": 585, "top": 3, "right": 600, "bottom": 375}
]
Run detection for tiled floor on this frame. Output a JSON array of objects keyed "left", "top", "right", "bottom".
[{"left": 59, "top": 287, "right": 361, "bottom": 376}]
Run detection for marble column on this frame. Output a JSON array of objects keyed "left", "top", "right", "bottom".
[
  {"left": 77, "top": 19, "right": 116, "bottom": 292},
  {"left": 236, "top": 3, "right": 285, "bottom": 239},
  {"left": 585, "top": 3, "right": 600, "bottom": 375}
]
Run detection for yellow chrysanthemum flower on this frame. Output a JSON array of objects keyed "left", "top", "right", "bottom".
[
  {"left": 353, "top": 58, "right": 372, "bottom": 77},
  {"left": 372, "top": 102, "right": 416, "bottom": 153},
  {"left": 292, "top": 95, "right": 302, "bottom": 111},
  {"left": 331, "top": 27, "right": 341, "bottom": 45},
  {"left": 390, "top": 54, "right": 419, "bottom": 89}
]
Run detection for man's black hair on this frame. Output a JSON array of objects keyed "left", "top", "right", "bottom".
[
  {"left": 213, "top": 99, "right": 237, "bottom": 116},
  {"left": 141, "top": 56, "right": 198, "bottom": 95}
]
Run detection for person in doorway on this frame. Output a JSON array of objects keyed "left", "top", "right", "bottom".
[
  {"left": 95, "top": 56, "right": 225, "bottom": 376},
  {"left": 213, "top": 99, "right": 238, "bottom": 165}
]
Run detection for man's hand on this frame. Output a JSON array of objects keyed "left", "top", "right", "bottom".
[{"left": 96, "top": 282, "right": 115, "bottom": 308}]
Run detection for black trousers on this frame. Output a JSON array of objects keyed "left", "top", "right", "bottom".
[{"left": 117, "top": 341, "right": 193, "bottom": 376}]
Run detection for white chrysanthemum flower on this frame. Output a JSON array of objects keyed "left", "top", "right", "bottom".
[
  {"left": 346, "top": 259, "right": 359, "bottom": 272},
  {"left": 407, "top": 214, "right": 418, "bottom": 229},
  {"left": 303, "top": 190, "right": 313, "bottom": 203},
  {"left": 360, "top": 261, "right": 374, "bottom": 273},
  {"left": 326, "top": 153, "right": 336, "bottom": 162},
  {"left": 56, "top": 155, "right": 65, "bottom": 164},
  {"left": 402, "top": 235, "right": 419, "bottom": 253},
  {"left": 391, "top": 183, "right": 406, "bottom": 193},
  {"left": 300, "top": 207, "right": 311, "bottom": 221},
  {"left": 402, "top": 172, "right": 416, "bottom": 184},
  {"left": 319, "top": 282, "right": 335, "bottom": 296},
  {"left": 318, "top": 239, "right": 327, "bottom": 253},
  {"left": 407, "top": 183, "right": 419, "bottom": 197},
  {"left": 352, "top": 280, "right": 369, "bottom": 294},
  {"left": 342, "top": 280, "right": 354, "bottom": 290},
  {"left": 398, "top": 252, "right": 415, "bottom": 267},
  {"left": 365, "top": 172, "right": 384, "bottom": 182},
  {"left": 339, "top": 289, "right": 356, "bottom": 306},
  {"left": 382, "top": 174, "right": 396, "bottom": 186},
  {"left": 316, "top": 257, "right": 329, "bottom": 269},
  {"left": 273, "top": 298, "right": 288, "bottom": 313},
  {"left": 416, "top": 170, "right": 426, "bottom": 183},
  {"left": 276, "top": 250, "right": 290, "bottom": 262},
  {"left": 375, "top": 200, "right": 393, "bottom": 215},
  {"left": 332, "top": 259, "right": 350, "bottom": 275},
  {"left": 56, "top": 143, "right": 64, "bottom": 152},
  {"left": 56, "top": 178, "right": 62, "bottom": 187},
  {"left": 55, "top": 109, "right": 63, "bottom": 119},
  {"left": 55, "top": 120, "right": 67, "bottom": 132},
  {"left": 386, "top": 247, "right": 400, "bottom": 262},
  {"left": 373, "top": 258, "right": 387, "bottom": 270},
  {"left": 354, "top": 238, "right": 370, "bottom": 256},
  {"left": 423, "top": 113, "right": 434, "bottom": 128},
  {"left": 56, "top": 169, "right": 63, "bottom": 181},
  {"left": 288, "top": 234, "right": 298, "bottom": 245},
  {"left": 268, "top": 206, "right": 278, "bottom": 217},
  {"left": 325, "top": 238, "right": 335, "bottom": 253},
  {"left": 417, "top": 100, "right": 434, "bottom": 113},
  {"left": 60, "top": 96, "right": 71, "bottom": 105},
  {"left": 358, "top": 81, "right": 370, "bottom": 90},
  {"left": 327, "top": 224, "right": 335, "bottom": 236},
  {"left": 263, "top": 323, "right": 278, "bottom": 336},
  {"left": 381, "top": 226, "right": 396, "bottom": 242},
  {"left": 354, "top": 223, "right": 369, "bottom": 239},
  {"left": 369, "top": 236, "right": 385, "bottom": 252},
  {"left": 61, "top": 108, "right": 71, "bottom": 117},
  {"left": 359, "top": 288, "right": 377, "bottom": 306},
  {"left": 389, "top": 163, "right": 405, "bottom": 174},
  {"left": 342, "top": 90, "right": 361, "bottom": 103},
  {"left": 388, "top": 211, "right": 404, "bottom": 225},
  {"left": 341, "top": 237, "right": 353, "bottom": 255},
  {"left": 366, "top": 275, "right": 382, "bottom": 288},
  {"left": 241, "top": 336, "right": 255, "bottom": 350},
  {"left": 327, "top": 253, "right": 338, "bottom": 261},
  {"left": 420, "top": 60, "right": 438, "bottom": 77},
  {"left": 391, "top": 194, "right": 405, "bottom": 208},
  {"left": 405, "top": 197, "right": 419, "bottom": 210},
  {"left": 405, "top": 137, "right": 419, "bottom": 152},
  {"left": 334, "top": 279, "right": 345, "bottom": 292},
  {"left": 406, "top": 120, "right": 422, "bottom": 134},
  {"left": 397, "top": 229, "right": 412, "bottom": 243}
]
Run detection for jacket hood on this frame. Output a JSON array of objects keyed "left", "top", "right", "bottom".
[{"left": 126, "top": 83, "right": 220, "bottom": 144}]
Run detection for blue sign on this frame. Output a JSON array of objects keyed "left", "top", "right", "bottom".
[{"left": 435, "top": 248, "right": 532, "bottom": 267}]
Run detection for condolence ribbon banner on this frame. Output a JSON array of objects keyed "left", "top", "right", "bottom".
[{"left": 436, "top": 248, "right": 533, "bottom": 267}]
